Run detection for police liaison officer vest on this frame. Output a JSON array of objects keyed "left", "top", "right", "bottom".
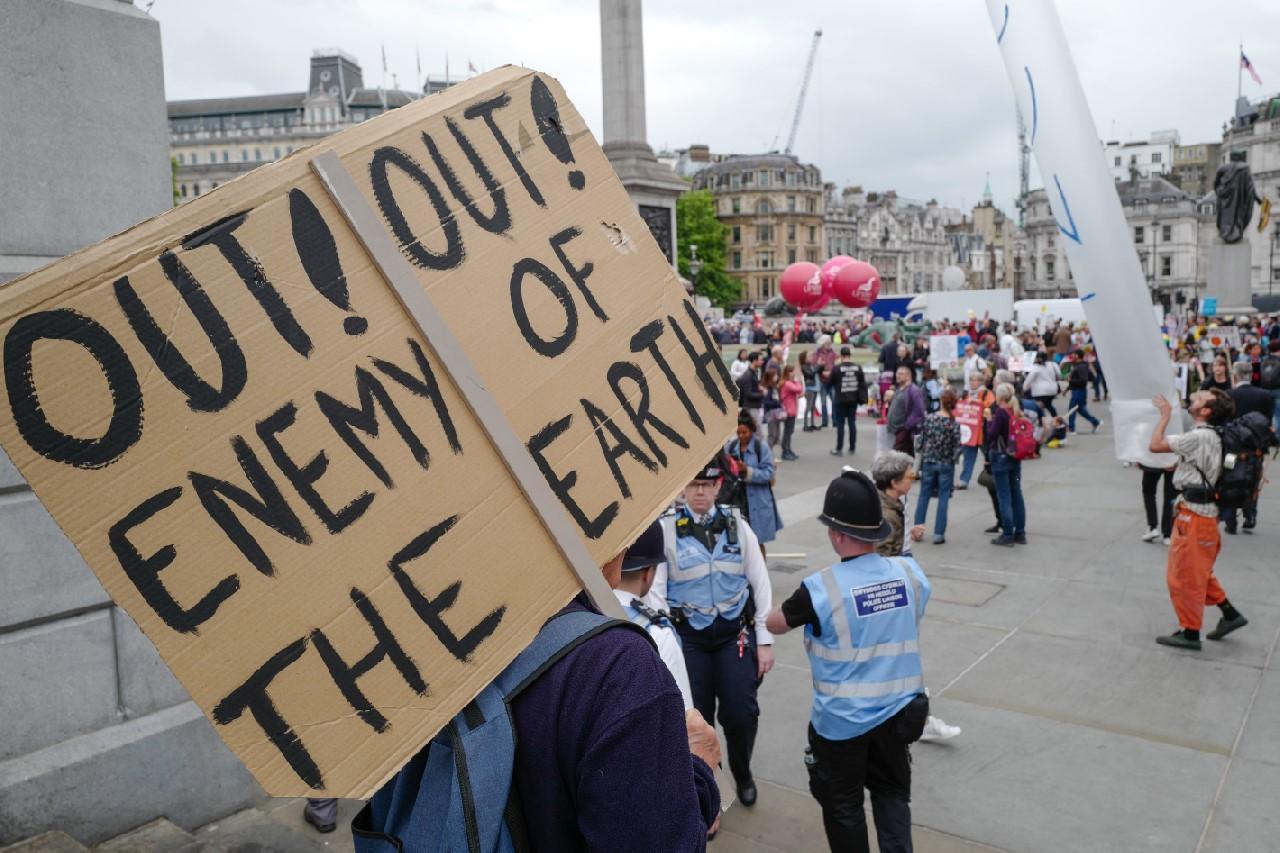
[
  {"left": 661, "top": 506, "right": 750, "bottom": 631},
  {"left": 802, "top": 554, "right": 930, "bottom": 741}
]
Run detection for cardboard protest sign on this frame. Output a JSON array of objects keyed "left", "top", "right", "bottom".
[
  {"left": 929, "top": 334, "right": 960, "bottom": 369},
  {"left": 955, "top": 399, "right": 984, "bottom": 446},
  {"left": 1204, "top": 327, "right": 1241, "bottom": 351},
  {"left": 0, "top": 66, "right": 737, "bottom": 798}
]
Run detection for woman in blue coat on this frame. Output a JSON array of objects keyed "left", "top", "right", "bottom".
[{"left": 724, "top": 412, "right": 783, "bottom": 547}]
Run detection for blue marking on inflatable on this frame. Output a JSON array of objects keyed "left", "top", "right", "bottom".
[
  {"left": 1025, "top": 66, "right": 1038, "bottom": 144},
  {"left": 1054, "top": 175, "right": 1081, "bottom": 245},
  {"left": 997, "top": 4, "right": 1009, "bottom": 43},
  {"left": 1081, "top": 292, "right": 1097, "bottom": 302}
]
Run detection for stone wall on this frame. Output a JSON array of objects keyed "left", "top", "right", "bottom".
[{"left": 0, "top": 1, "right": 259, "bottom": 844}]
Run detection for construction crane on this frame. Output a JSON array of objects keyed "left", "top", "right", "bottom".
[
  {"left": 1015, "top": 106, "right": 1031, "bottom": 227},
  {"left": 783, "top": 28, "right": 823, "bottom": 156}
]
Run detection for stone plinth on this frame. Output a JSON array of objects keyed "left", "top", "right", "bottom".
[
  {"left": 1205, "top": 241, "right": 1257, "bottom": 315},
  {"left": 0, "top": 0, "right": 171, "bottom": 282},
  {"left": 0, "top": 1, "right": 259, "bottom": 844}
]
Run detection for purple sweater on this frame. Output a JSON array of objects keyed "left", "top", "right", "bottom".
[{"left": 511, "top": 597, "right": 719, "bottom": 851}]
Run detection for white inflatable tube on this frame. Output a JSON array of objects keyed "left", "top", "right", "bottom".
[{"left": 986, "top": 0, "right": 1179, "bottom": 465}]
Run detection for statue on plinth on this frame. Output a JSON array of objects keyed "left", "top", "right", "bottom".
[{"left": 1213, "top": 162, "right": 1261, "bottom": 244}]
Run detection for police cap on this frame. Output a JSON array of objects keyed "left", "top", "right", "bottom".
[
  {"left": 621, "top": 519, "right": 665, "bottom": 572},
  {"left": 689, "top": 456, "right": 724, "bottom": 483},
  {"left": 817, "top": 468, "right": 892, "bottom": 542}
]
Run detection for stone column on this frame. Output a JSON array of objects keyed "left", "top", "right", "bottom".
[
  {"left": 599, "top": 0, "right": 687, "bottom": 269},
  {"left": 601, "top": 0, "right": 647, "bottom": 150}
]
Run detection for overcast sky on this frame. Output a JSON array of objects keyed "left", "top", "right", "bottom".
[{"left": 151, "top": 0, "right": 1278, "bottom": 213}]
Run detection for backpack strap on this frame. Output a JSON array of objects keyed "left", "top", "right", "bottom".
[{"left": 495, "top": 609, "right": 653, "bottom": 699}]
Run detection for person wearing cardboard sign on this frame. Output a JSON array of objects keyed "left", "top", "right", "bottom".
[
  {"left": 657, "top": 456, "right": 774, "bottom": 808},
  {"left": 765, "top": 469, "right": 930, "bottom": 853},
  {"left": 355, "top": 543, "right": 723, "bottom": 852}
]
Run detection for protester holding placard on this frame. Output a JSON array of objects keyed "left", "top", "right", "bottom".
[{"left": 956, "top": 373, "right": 994, "bottom": 490}]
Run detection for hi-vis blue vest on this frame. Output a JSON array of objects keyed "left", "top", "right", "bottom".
[
  {"left": 661, "top": 506, "right": 749, "bottom": 631},
  {"left": 802, "top": 554, "right": 930, "bottom": 740}
]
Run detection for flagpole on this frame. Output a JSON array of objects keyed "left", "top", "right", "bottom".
[
  {"left": 1230, "top": 42, "right": 1243, "bottom": 156},
  {"left": 1238, "top": 41, "right": 1244, "bottom": 105}
]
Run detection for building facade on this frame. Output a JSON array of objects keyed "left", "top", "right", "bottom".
[
  {"left": 692, "top": 153, "right": 825, "bottom": 303},
  {"left": 169, "top": 49, "right": 421, "bottom": 202},
  {"left": 1102, "top": 129, "right": 1178, "bottom": 183},
  {"left": 830, "top": 190, "right": 957, "bottom": 295},
  {"left": 1171, "top": 141, "right": 1222, "bottom": 200},
  {"left": 1023, "top": 175, "right": 1202, "bottom": 309}
]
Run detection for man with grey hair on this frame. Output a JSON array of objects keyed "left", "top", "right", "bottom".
[
  {"left": 887, "top": 365, "right": 925, "bottom": 455},
  {"left": 1224, "top": 360, "right": 1276, "bottom": 533}
]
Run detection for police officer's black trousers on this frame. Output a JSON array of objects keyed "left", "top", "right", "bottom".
[
  {"left": 807, "top": 721, "right": 912, "bottom": 853},
  {"left": 678, "top": 616, "right": 759, "bottom": 787}
]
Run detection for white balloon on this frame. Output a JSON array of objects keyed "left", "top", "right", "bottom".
[{"left": 942, "top": 266, "right": 966, "bottom": 291}]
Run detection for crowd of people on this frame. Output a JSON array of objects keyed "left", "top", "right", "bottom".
[{"left": 344, "top": 308, "right": 1278, "bottom": 853}]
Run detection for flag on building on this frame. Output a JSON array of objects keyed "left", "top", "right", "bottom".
[
  {"left": 1259, "top": 197, "right": 1273, "bottom": 233},
  {"left": 1242, "top": 52, "right": 1263, "bottom": 86}
]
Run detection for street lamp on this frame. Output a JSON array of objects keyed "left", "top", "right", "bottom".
[
  {"left": 688, "top": 243, "right": 702, "bottom": 296},
  {"left": 1271, "top": 230, "right": 1279, "bottom": 297}
]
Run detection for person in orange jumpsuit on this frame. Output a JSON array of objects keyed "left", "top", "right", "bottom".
[{"left": 1149, "top": 389, "right": 1248, "bottom": 650}]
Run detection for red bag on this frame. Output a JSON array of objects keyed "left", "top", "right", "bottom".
[{"left": 1010, "top": 415, "right": 1038, "bottom": 461}]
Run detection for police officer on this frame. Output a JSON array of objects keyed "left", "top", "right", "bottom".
[
  {"left": 766, "top": 469, "right": 931, "bottom": 853},
  {"left": 655, "top": 457, "right": 774, "bottom": 807},
  {"left": 604, "top": 519, "right": 694, "bottom": 710}
]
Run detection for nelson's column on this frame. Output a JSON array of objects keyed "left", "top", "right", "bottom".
[{"left": 600, "top": 0, "right": 688, "bottom": 269}]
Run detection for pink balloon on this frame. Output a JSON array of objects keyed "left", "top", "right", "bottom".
[
  {"left": 833, "top": 261, "right": 881, "bottom": 308},
  {"left": 779, "top": 262, "right": 824, "bottom": 310},
  {"left": 820, "top": 255, "right": 856, "bottom": 295}
]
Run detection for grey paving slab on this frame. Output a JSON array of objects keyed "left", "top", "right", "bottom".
[
  {"left": 257, "top": 799, "right": 359, "bottom": 853},
  {"left": 1199, "top": 757, "right": 1280, "bottom": 853},
  {"left": 916, "top": 567, "right": 1066, "bottom": 632},
  {"left": 918, "top": 620, "right": 1008, "bottom": 692},
  {"left": 1236, "top": 669, "right": 1280, "bottom": 767},
  {"left": 191, "top": 810, "right": 325, "bottom": 853},
  {"left": 944, "top": 631, "right": 1260, "bottom": 755},
  {"left": 716, "top": 780, "right": 828, "bottom": 853},
  {"left": 912, "top": 698, "right": 1225, "bottom": 853},
  {"left": 1021, "top": 583, "right": 1280, "bottom": 669},
  {"left": 752, "top": 663, "right": 816, "bottom": 793}
]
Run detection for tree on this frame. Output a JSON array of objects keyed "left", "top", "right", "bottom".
[{"left": 676, "top": 189, "right": 740, "bottom": 307}]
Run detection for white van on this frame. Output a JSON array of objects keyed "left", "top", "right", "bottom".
[{"left": 1013, "top": 298, "right": 1086, "bottom": 329}]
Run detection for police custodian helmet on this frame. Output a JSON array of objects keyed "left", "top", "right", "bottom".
[
  {"left": 817, "top": 468, "right": 892, "bottom": 543},
  {"left": 621, "top": 519, "right": 666, "bottom": 572}
]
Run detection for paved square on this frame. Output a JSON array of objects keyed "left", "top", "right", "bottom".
[{"left": 718, "top": 405, "right": 1280, "bottom": 853}]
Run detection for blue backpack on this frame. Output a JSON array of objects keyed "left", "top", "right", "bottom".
[{"left": 352, "top": 608, "right": 648, "bottom": 853}]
